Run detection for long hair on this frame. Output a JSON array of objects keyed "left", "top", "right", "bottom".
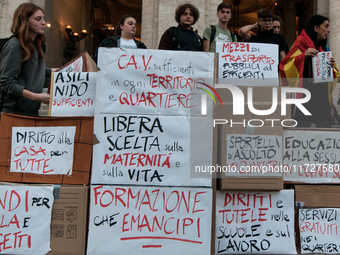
[
  {"left": 115, "top": 15, "right": 136, "bottom": 36},
  {"left": 175, "top": 3, "right": 200, "bottom": 25},
  {"left": 11, "top": 3, "right": 45, "bottom": 61},
  {"left": 306, "top": 15, "right": 329, "bottom": 51}
]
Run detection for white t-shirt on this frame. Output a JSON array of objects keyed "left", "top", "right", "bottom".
[{"left": 120, "top": 38, "right": 137, "bottom": 48}]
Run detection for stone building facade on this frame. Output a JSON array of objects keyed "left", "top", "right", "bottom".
[{"left": 0, "top": 0, "right": 339, "bottom": 67}]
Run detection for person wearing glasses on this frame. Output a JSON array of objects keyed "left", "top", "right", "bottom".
[{"left": 239, "top": 9, "right": 285, "bottom": 61}]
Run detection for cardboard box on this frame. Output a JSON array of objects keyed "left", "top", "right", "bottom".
[
  {"left": 0, "top": 113, "right": 93, "bottom": 185},
  {"left": 216, "top": 125, "right": 283, "bottom": 190},
  {"left": 215, "top": 86, "right": 291, "bottom": 126},
  {"left": 219, "top": 177, "right": 283, "bottom": 190},
  {"left": 56, "top": 52, "right": 98, "bottom": 72},
  {"left": 49, "top": 185, "right": 89, "bottom": 255},
  {"left": 295, "top": 185, "right": 340, "bottom": 207}
]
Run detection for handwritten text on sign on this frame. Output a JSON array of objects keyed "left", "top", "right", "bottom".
[
  {"left": 0, "top": 185, "right": 54, "bottom": 254},
  {"left": 58, "top": 57, "right": 83, "bottom": 73},
  {"left": 96, "top": 48, "right": 214, "bottom": 115},
  {"left": 215, "top": 190, "right": 296, "bottom": 254},
  {"left": 226, "top": 134, "right": 282, "bottom": 176},
  {"left": 91, "top": 114, "right": 210, "bottom": 187},
  {"left": 50, "top": 72, "right": 96, "bottom": 116},
  {"left": 283, "top": 130, "right": 340, "bottom": 183},
  {"left": 312, "top": 51, "right": 333, "bottom": 83},
  {"left": 216, "top": 42, "right": 279, "bottom": 86},
  {"left": 11, "top": 126, "right": 76, "bottom": 175},
  {"left": 299, "top": 208, "right": 340, "bottom": 253},
  {"left": 86, "top": 185, "right": 212, "bottom": 255}
]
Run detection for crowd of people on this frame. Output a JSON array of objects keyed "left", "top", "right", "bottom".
[{"left": 0, "top": 2, "right": 338, "bottom": 128}]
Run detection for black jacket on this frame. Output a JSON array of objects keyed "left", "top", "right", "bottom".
[{"left": 94, "top": 35, "right": 147, "bottom": 63}]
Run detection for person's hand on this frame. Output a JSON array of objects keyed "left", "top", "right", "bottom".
[
  {"left": 330, "top": 57, "right": 335, "bottom": 68},
  {"left": 305, "top": 48, "right": 319, "bottom": 58},
  {"left": 254, "top": 22, "right": 259, "bottom": 29},
  {"left": 35, "top": 93, "right": 50, "bottom": 105}
]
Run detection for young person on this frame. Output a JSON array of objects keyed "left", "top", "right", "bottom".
[
  {"left": 0, "top": 3, "right": 51, "bottom": 116},
  {"left": 202, "top": 2, "right": 237, "bottom": 52},
  {"left": 94, "top": 15, "right": 147, "bottom": 63},
  {"left": 158, "top": 3, "right": 202, "bottom": 51},
  {"left": 239, "top": 9, "right": 285, "bottom": 61},
  {"left": 279, "top": 15, "right": 338, "bottom": 127}
]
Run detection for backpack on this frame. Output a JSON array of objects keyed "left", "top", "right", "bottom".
[
  {"left": 209, "top": 25, "right": 235, "bottom": 44},
  {"left": 0, "top": 36, "right": 16, "bottom": 112},
  {"left": 169, "top": 26, "right": 201, "bottom": 50}
]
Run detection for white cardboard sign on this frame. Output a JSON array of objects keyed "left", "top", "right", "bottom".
[
  {"left": 312, "top": 51, "right": 333, "bottom": 83},
  {"left": 0, "top": 185, "right": 54, "bottom": 254},
  {"left": 215, "top": 190, "right": 296, "bottom": 254},
  {"left": 58, "top": 57, "right": 83, "bottom": 72},
  {"left": 299, "top": 208, "right": 340, "bottom": 253},
  {"left": 96, "top": 48, "right": 215, "bottom": 116},
  {"left": 283, "top": 130, "right": 340, "bottom": 183},
  {"left": 11, "top": 126, "right": 76, "bottom": 175},
  {"left": 216, "top": 42, "right": 279, "bottom": 86},
  {"left": 50, "top": 72, "right": 96, "bottom": 116},
  {"left": 91, "top": 113, "right": 212, "bottom": 187},
  {"left": 87, "top": 185, "right": 212, "bottom": 255},
  {"left": 226, "top": 134, "right": 282, "bottom": 176}
]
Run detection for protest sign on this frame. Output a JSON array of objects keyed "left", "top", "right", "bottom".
[
  {"left": 87, "top": 185, "right": 212, "bottom": 255},
  {"left": 0, "top": 185, "right": 54, "bottom": 254},
  {"left": 299, "top": 208, "right": 340, "bottom": 253},
  {"left": 226, "top": 134, "right": 282, "bottom": 176},
  {"left": 58, "top": 56, "right": 82, "bottom": 72},
  {"left": 96, "top": 48, "right": 215, "bottom": 116},
  {"left": 91, "top": 113, "right": 212, "bottom": 187},
  {"left": 11, "top": 126, "right": 76, "bottom": 175},
  {"left": 216, "top": 42, "right": 279, "bottom": 86},
  {"left": 49, "top": 72, "right": 96, "bottom": 116},
  {"left": 312, "top": 51, "right": 333, "bottom": 83},
  {"left": 215, "top": 190, "right": 296, "bottom": 254},
  {"left": 283, "top": 130, "right": 340, "bottom": 183},
  {"left": 56, "top": 52, "right": 97, "bottom": 73}
]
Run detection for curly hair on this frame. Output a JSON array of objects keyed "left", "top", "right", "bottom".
[
  {"left": 175, "top": 3, "right": 200, "bottom": 25},
  {"left": 11, "top": 3, "right": 45, "bottom": 61}
]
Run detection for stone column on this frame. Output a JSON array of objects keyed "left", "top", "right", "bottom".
[
  {"left": 141, "top": 0, "right": 159, "bottom": 49},
  {"left": 317, "top": 0, "right": 329, "bottom": 17},
  {"left": 329, "top": 0, "right": 340, "bottom": 63},
  {"left": 0, "top": 0, "right": 28, "bottom": 37},
  {"left": 283, "top": 0, "right": 297, "bottom": 47}
]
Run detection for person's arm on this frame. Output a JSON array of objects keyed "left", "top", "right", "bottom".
[
  {"left": 158, "top": 29, "right": 173, "bottom": 50},
  {"left": 0, "top": 39, "right": 50, "bottom": 104},
  {"left": 202, "top": 39, "right": 210, "bottom": 52},
  {"left": 239, "top": 23, "right": 258, "bottom": 42},
  {"left": 202, "top": 26, "right": 211, "bottom": 52},
  {"left": 279, "top": 50, "right": 286, "bottom": 62},
  {"left": 305, "top": 48, "right": 319, "bottom": 58},
  {"left": 22, "top": 89, "right": 50, "bottom": 104}
]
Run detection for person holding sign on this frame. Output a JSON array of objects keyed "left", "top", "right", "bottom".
[
  {"left": 239, "top": 9, "right": 286, "bottom": 62},
  {"left": 158, "top": 3, "right": 202, "bottom": 51},
  {"left": 279, "top": 15, "right": 339, "bottom": 128},
  {"left": 94, "top": 15, "right": 147, "bottom": 63},
  {"left": 0, "top": 3, "right": 51, "bottom": 116},
  {"left": 202, "top": 2, "right": 237, "bottom": 52}
]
